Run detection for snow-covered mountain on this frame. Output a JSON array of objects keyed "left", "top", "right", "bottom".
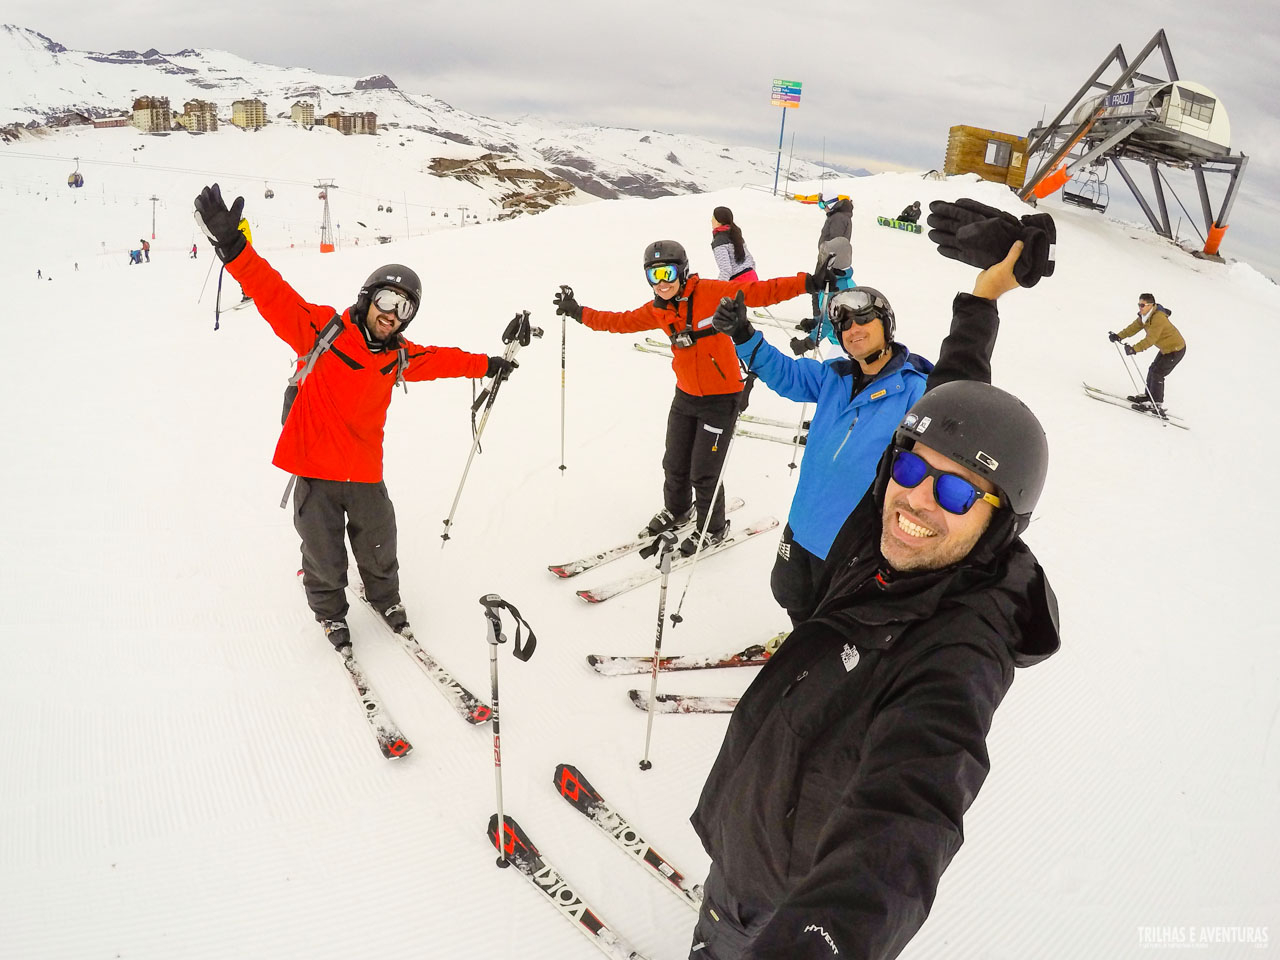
[{"left": 0, "top": 23, "right": 831, "bottom": 203}]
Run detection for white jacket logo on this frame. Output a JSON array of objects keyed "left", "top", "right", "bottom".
[
  {"left": 803, "top": 924, "right": 839, "bottom": 954},
  {"left": 840, "top": 643, "right": 860, "bottom": 672}
]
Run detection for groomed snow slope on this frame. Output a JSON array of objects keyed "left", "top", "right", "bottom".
[{"left": 1, "top": 150, "right": 1278, "bottom": 960}]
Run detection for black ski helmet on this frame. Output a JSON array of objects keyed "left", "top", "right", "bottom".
[
  {"left": 358, "top": 263, "right": 423, "bottom": 332},
  {"left": 892, "top": 380, "right": 1048, "bottom": 528},
  {"left": 827, "top": 286, "right": 896, "bottom": 342},
  {"left": 643, "top": 240, "right": 689, "bottom": 285}
]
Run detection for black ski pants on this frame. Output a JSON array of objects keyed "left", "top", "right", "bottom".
[
  {"left": 663, "top": 388, "right": 739, "bottom": 533},
  {"left": 769, "top": 524, "right": 828, "bottom": 627},
  {"left": 1146, "top": 346, "right": 1185, "bottom": 403},
  {"left": 293, "top": 477, "right": 400, "bottom": 621}
]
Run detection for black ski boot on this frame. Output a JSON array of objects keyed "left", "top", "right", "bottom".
[
  {"left": 642, "top": 507, "right": 692, "bottom": 537},
  {"left": 1125, "top": 393, "right": 1150, "bottom": 404},
  {"left": 322, "top": 618, "right": 352, "bottom": 655},
  {"left": 680, "top": 520, "right": 731, "bottom": 557},
  {"left": 377, "top": 602, "right": 411, "bottom": 635}
]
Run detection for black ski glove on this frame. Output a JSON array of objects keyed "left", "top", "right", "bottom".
[
  {"left": 1123, "top": 344, "right": 1136, "bottom": 356},
  {"left": 486, "top": 356, "right": 518, "bottom": 379},
  {"left": 789, "top": 335, "right": 815, "bottom": 355},
  {"left": 1108, "top": 331, "right": 1121, "bottom": 342},
  {"left": 927, "top": 199, "right": 1056, "bottom": 287},
  {"left": 553, "top": 285, "right": 584, "bottom": 322},
  {"left": 710, "top": 291, "right": 755, "bottom": 345},
  {"left": 804, "top": 253, "right": 837, "bottom": 295},
  {"left": 193, "top": 183, "right": 247, "bottom": 263}
]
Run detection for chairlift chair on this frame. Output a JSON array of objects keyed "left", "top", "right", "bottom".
[
  {"left": 67, "top": 158, "right": 84, "bottom": 188},
  {"left": 377, "top": 204, "right": 384, "bottom": 212},
  {"left": 264, "top": 182, "right": 275, "bottom": 199},
  {"left": 385, "top": 205, "right": 392, "bottom": 213},
  {"left": 1062, "top": 164, "right": 1110, "bottom": 213}
]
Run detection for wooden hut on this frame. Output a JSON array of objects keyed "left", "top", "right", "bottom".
[{"left": 943, "top": 125, "right": 1029, "bottom": 189}]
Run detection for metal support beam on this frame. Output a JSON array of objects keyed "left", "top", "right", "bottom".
[
  {"left": 1215, "top": 155, "right": 1249, "bottom": 227},
  {"left": 1112, "top": 158, "right": 1167, "bottom": 236},
  {"left": 1149, "top": 162, "right": 1171, "bottom": 236},
  {"left": 1067, "top": 119, "right": 1147, "bottom": 173},
  {"left": 1193, "top": 165, "right": 1215, "bottom": 234}
]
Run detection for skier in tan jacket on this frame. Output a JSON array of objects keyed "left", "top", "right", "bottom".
[{"left": 1109, "top": 293, "right": 1185, "bottom": 412}]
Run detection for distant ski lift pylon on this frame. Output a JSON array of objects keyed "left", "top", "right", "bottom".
[
  {"left": 67, "top": 158, "right": 84, "bottom": 189},
  {"left": 1061, "top": 163, "right": 1110, "bottom": 213}
]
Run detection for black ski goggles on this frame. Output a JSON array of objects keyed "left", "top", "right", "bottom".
[
  {"left": 890, "top": 448, "right": 1002, "bottom": 515},
  {"left": 828, "top": 289, "right": 888, "bottom": 332},
  {"left": 371, "top": 287, "right": 418, "bottom": 321}
]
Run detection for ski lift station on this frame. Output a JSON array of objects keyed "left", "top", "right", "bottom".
[{"left": 943, "top": 29, "right": 1247, "bottom": 261}]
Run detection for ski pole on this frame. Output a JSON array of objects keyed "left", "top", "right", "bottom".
[
  {"left": 668, "top": 428, "right": 740, "bottom": 628},
  {"left": 788, "top": 400, "right": 810, "bottom": 472},
  {"left": 197, "top": 251, "right": 215, "bottom": 304},
  {"left": 559, "top": 303, "right": 567, "bottom": 474},
  {"left": 480, "top": 593, "right": 537, "bottom": 867},
  {"left": 1114, "top": 340, "right": 1162, "bottom": 411},
  {"left": 1113, "top": 340, "right": 1145, "bottom": 396},
  {"left": 441, "top": 312, "right": 543, "bottom": 544},
  {"left": 638, "top": 530, "right": 678, "bottom": 771}
]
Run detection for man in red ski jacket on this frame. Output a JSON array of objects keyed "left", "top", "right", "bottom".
[
  {"left": 554, "top": 240, "right": 822, "bottom": 554},
  {"left": 194, "top": 183, "right": 515, "bottom": 653}
]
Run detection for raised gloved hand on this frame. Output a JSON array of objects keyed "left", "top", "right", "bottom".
[
  {"left": 193, "top": 183, "right": 247, "bottom": 263},
  {"left": 486, "top": 355, "right": 519, "bottom": 378},
  {"left": 1123, "top": 344, "right": 1136, "bottom": 356},
  {"left": 789, "top": 336, "right": 815, "bottom": 356},
  {"left": 805, "top": 253, "right": 837, "bottom": 295},
  {"left": 553, "top": 285, "right": 583, "bottom": 322},
  {"left": 927, "top": 199, "right": 1056, "bottom": 287},
  {"left": 710, "top": 291, "right": 755, "bottom": 345},
  {"left": 1108, "top": 331, "right": 1121, "bottom": 342}
]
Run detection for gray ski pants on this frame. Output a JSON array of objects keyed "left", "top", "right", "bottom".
[{"left": 293, "top": 477, "right": 400, "bottom": 621}]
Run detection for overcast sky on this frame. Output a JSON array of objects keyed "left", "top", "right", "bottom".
[{"left": 8, "top": 0, "right": 1279, "bottom": 279}]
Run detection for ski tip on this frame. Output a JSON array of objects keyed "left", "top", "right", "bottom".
[
  {"left": 383, "top": 738, "right": 413, "bottom": 759},
  {"left": 585, "top": 654, "right": 601, "bottom": 667},
  {"left": 468, "top": 704, "right": 493, "bottom": 724},
  {"left": 547, "top": 565, "right": 571, "bottom": 578},
  {"left": 575, "top": 590, "right": 602, "bottom": 604},
  {"left": 628, "top": 689, "right": 643, "bottom": 703}
]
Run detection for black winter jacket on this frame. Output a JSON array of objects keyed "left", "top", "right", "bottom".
[{"left": 689, "top": 293, "right": 1061, "bottom": 960}]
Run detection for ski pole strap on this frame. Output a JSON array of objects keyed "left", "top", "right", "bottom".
[
  {"left": 638, "top": 529, "right": 679, "bottom": 561},
  {"left": 479, "top": 594, "right": 537, "bottom": 661},
  {"left": 502, "top": 310, "right": 534, "bottom": 346}
]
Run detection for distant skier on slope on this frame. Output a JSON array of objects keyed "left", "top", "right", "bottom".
[
  {"left": 193, "top": 183, "right": 517, "bottom": 655},
  {"left": 1109, "top": 293, "right": 1185, "bottom": 414},
  {"left": 689, "top": 217, "right": 1060, "bottom": 960},
  {"left": 140, "top": 239, "right": 150, "bottom": 263},
  {"left": 711, "top": 284, "right": 932, "bottom": 624},
  {"left": 797, "top": 194, "right": 853, "bottom": 333},
  {"left": 710, "top": 206, "right": 758, "bottom": 282},
  {"left": 554, "top": 241, "right": 828, "bottom": 555}
]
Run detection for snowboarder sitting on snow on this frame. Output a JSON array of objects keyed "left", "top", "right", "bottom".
[
  {"left": 897, "top": 200, "right": 922, "bottom": 224},
  {"left": 689, "top": 228, "right": 1060, "bottom": 960},
  {"left": 193, "top": 183, "right": 518, "bottom": 655},
  {"left": 554, "top": 241, "right": 828, "bottom": 555},
  {"left": 1108, "top": 294, "right": 1185, "bottom": 413},
  {"left": 712, "top": 283, "right": 932, "bottom": 625}
]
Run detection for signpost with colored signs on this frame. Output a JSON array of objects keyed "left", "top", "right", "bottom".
[{"left": 771, "top": 79, "right": 802, "bottom": 195}]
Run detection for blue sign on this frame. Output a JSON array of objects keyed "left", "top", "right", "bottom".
[{"left": 1104, "top": 90, "right": 1136, "bottom": 108}]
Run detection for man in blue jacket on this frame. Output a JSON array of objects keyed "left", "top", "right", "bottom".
[{"left": 713, "top": 286, "right": 931, "bottom": 624}]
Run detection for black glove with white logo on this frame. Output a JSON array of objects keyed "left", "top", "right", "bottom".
[
  {"left": 710, "top": 290, "right": 755, "bottom": 345},
  {"left": 193, "top": 183, "right": 247, "bottom": 263},
  {"left": 486, "top": 356, "right": 518, "bottom": 379},
  {"left": 553, "top": 285, "right": 584, "bottom": 322}
]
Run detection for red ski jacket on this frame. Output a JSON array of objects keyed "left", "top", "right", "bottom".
[
  {"left": 580, "top": 273, "right": 808, "bottom": 397},
  {"left": 226, "top": 244, "right": 488, "bottom": 483}
]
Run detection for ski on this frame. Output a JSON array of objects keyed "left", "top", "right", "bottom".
[
  {"left": 338, "top": 648, "right": 413, "bottom": 759},
  {"left": 633, "top": 343, "right": 671, "bottom": 357},
  {"left": 349, "top": 580, "right": 492, "bottom": 724},
  {"left": 737, "top": 428, "right": 806, "bottom": 447},
  {"left": 587, "top": 632, "right": 788, "bottom": 676},
  {"left": 548, "top": 498, "right": 744, "bottom": 579},
  {"left": 644, "top": 337, "right": 673, "bottom": 348},
  {"left": 487, "top": 813, "right": 651, "bottom": 960},
  {"left": 628, "top": 690, "right": 739, "bottom": 714},
  {"left": 738, "top": 413, "right": 810, "bottom": 429},
  {"left": 575, "top": 517, "right": 780, "bottom": 604},
  {"left": 1083, "top": 383, "right": 1185, "bottom": 420},
  {"left": 876, "top": 216, "right": 922, "bottom": 234},
  {"left": 1082, "top": 384, "right": 1188, "bottom": 429},
  {"left": 750, "top": 307, "right": 804, "bottom": 329},
  {"left": 553, "top": 764, "right": 703, "bottom": 911}
]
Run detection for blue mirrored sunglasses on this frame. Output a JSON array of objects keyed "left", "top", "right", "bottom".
[
  {"left": 891, "top": 448, "right": 1002, "bottom": 515},
  {"left": 372, "top": 287, "right": 417, "bottom": 321},
  {"left": 646, "top": 264, "right": 680, "bottom": 285}
]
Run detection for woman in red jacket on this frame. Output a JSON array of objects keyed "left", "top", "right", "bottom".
[
  {"left": 195, "top": 184, "right": 515, "bottom": 653},
  {"left": 554, "top": 240, "right": 821, "bottom": 554}
]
